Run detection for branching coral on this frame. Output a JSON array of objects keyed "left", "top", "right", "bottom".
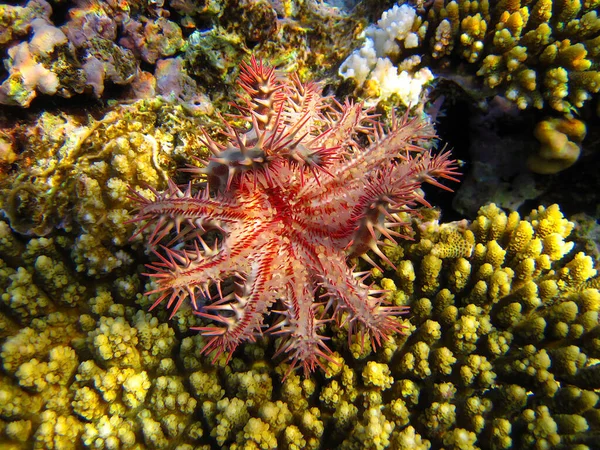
[
  {"left": 339, "top": 3, "right": 438, "bottom": 105},
  {"left": 2, "top": 202, "right": 599, "bottom": 449},
  {"left": 372, "top": 203, "right": 600, "bottom": 448},
  {"left": 341, "top": 0, "right": 600, "bottom": 114},
  {"left": 339, "top": 4, "right": 435, "bottom": 106},
  {"left": 339, "top": 0, "right": 600, "bottom": 174}
]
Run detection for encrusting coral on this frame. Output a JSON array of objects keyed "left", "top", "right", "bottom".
[
  {"left": 1, "top": 202, "right": 599, "bottom": 449},
  {"left": 0, "top": 0, "right": 139, "bottom": 107},
  {"left": 0, "top": 0, "right": 365, "bottom": 111},
  {"left": 0, "top": 97, "right": 211, "bottom": 277}
]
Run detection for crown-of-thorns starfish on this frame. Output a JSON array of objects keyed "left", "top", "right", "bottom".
[{"left": 131, "top": 57, "right": 459, "bottom": 376}]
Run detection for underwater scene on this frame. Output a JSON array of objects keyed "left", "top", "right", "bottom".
[{"left": 0, "top": 0, "right": 599, "bottom": 449}]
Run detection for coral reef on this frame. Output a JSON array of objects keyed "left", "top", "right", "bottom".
[
  {"left": 0, "top": 2, "right": 598, "bottom": 449},
  {"left": 0, "top": 0, "right": 137, "bottom": 106},
  {"left": 340, "top": 0, "right": 600, "bottom": 114},
  {"left": 0, "top": 0, "right": 365, "bottom": 110},
  {"left": 131, "top": 57, "right": 459, "bottom": 374},
  {"left": 0, "top": 97, "right": 211, "bottom": 276},
  {"left": 339, "top": 0, "right": 600, "bottom": 179},
  {"left": 1, "top": 203, "right": 599, "bottom": 449}
]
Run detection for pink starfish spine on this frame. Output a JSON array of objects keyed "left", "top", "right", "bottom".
[{"left": 131, "top": 57, "right": 459, "bottom": 376}]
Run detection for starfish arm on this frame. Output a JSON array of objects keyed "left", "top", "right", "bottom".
[
  {"left": 144, "top": 245, "right": 246, "bottom": 318},
  {"left": 192, "top": 239, "right": 283, "bottom": 362},
  {"left": 301, "top": 147, "right": 460, "bottom": 254},
  {"left": 131, "top": 184, "right": 248, "bottom": 245},
  {"left": 280, "top": 73, "right": 328, "bottom": 137},
  {"left": 311, "top": 100, "right": 374, "bottom": 151},
  {"left": 300, "top": 113, "right": 436, "bottom": 206},
  {"left": 268, "top": 244, "right": 335, "bottom": 377},
  {"left": 319, "top": 257, "right": 409, "bottom": 350},
  {"left": 145, "top": 221, "right": 275, "bottom": 317}
]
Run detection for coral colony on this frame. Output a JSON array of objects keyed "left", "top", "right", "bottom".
[{"left": 132, "top": 57, "right": 459, "bottom": 375}]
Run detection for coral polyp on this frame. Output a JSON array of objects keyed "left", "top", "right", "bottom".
[{"left": 132, "top": 57, "right": 459, "bottom": 375}]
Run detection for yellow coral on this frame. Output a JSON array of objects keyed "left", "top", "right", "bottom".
[
  {"left": 72, "top": 386, "right": 105, "bottom": 421},
  {"left": 432, "top": 226, "right": 475, "bottom": 259},
  {"left": 528, "top": 117, "right": 586, "bottom": 174},
  {"left": 258, "top": 400, "right": 293, "bottom": 435},
  {"left": 362, "top": 362, "right": 394, "bottom": 390},
  {"left": 33, "top": 410, "right": 83, "bottom": 450},
  {"left": 0, "top": 99, "right": 208, "bottom": 270},
  {"left": 1, "top": 201, "right": 599, "bottom": 449},
  {"left": 341, "top": 1, "right": 600, "bottom": 174},
  {"left": 392, "top": 425, "right": 431, "bottom": 449},
  {"left": 89, "top": 316, "right": 141, "bottom": 368},
  {"left": 4, "top": 419, "right": 32, "bottom": 443}
]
